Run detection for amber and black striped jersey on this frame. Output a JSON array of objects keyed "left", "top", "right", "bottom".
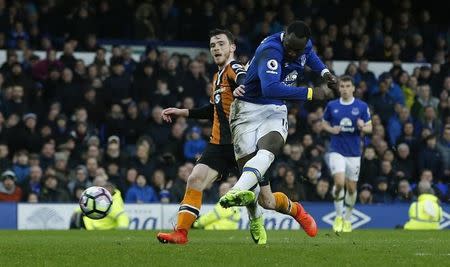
[{"left": 209, "top": 60, "right": 246, "bottom": 145}]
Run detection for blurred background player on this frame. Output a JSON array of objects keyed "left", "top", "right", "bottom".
[
  {"left": 156, "top": 29, "right": 266, "bottom": 245},
  {"left": 193, "top": 182, "right": 240, "bottom": 230},
  {"left": 322, "top": 75, "right": 372, "bottom": 232},
  {"left": 404, "top": 180, "right": 443, "bottom": 230},
  {"left": 70, "top": 179, "right": 129, "bottom": 230},
  {"left": 219, "top": 20, "right": 337, "bottom": 237}
]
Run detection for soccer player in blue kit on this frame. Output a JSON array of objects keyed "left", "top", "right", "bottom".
[
  {"left": 322, "top": 75, "right": 372, "bottom": 232},
  {"left": 220, "top": 21, "right": 337, "bottom": 237}
]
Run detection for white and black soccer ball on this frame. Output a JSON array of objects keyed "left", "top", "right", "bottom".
[{"left": 79, "top": 186, "right": 113, "bottom": 220}]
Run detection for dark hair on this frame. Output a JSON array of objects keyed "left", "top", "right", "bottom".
[
  {"left": 286, "top": 21, "right": 311, "bottom": 39},
  {"left": 339, "top": 75, "right": 355, "bottom": 85},
  {"left": 209, "top": 29, "right": 235, "bottom": 44}
]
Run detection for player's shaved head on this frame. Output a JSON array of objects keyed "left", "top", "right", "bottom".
[
  {"left": 286, "top": 21, "right": 311, "bottom": 39},
  {"left": 283, "top": 21, "right": 311, "bottom": 61}
]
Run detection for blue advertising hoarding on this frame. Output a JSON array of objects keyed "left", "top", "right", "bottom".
[{"left": 0, "top": 203, "right": 17, "bottom": 229}]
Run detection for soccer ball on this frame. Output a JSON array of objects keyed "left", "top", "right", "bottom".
[{"left": 79, "top": 186, "right": 113, "bottom": 219}]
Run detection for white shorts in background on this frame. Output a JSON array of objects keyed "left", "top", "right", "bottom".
[
  {"left": 230, "top": 99, "right": 288, "bottom": 160},
  {"left": 328, "top": 152, "right": 361, "bottom": 181}
]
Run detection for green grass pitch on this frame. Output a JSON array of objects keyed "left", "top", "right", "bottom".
[{"left": 0, "top": 230, "right": 449, "bottom": 266}]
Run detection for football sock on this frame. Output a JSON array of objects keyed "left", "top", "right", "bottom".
[
  {"left": 246, "top": 185, "right": 263, "bottom": 220},
  {"left": 234, "top": 149, "right": 275, "bottom": 189},
  {"left": 273, "top": 192, "right": 298, "bottom": 217},
  {"left": 176, "top": 187, "right": 202, "bottom": 232},
  {"left": 332, "top": 186, "right": 345, "bottom": 217},
  {"left": 344, "top": 190, "right": 357, "bottom": 221}
]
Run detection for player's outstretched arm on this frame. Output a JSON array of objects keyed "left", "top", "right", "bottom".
[
  {"left": 161, "top": 107, "right": 189, "bottom": 123},
  {"left": 162, "top": 104, "right": 214, "bottom": 123},
  {"left": 306, "top": 49, "right": 338, "bottom": 91}
]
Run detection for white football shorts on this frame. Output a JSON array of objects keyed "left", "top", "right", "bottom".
[
  {"left": 230, "top": 99, "right": 288, "bottom": 160},
  {"left": 327, "top": 152, "right": 361, "bottom": 181}
]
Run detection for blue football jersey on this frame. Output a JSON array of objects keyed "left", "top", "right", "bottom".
[
  {"left": 323, "top": 98, "right": 371, "bottom": 157},
  {"left": 239, "top": 32, "right": 327, "bottom": 105}
]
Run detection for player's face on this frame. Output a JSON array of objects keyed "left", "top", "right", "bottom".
[
  {"left": 338, "top": 80, "right": 355, "bottom": 99},
  {"left": 283, "top": 33, "right": 307, "bottom": 62},
  {"left": 210, "top": 34, "right": 235, "bottom": 66}
]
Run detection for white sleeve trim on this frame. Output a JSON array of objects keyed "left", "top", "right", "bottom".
[{"left": 321, "top": 69, "right": 330, "bottom": 77}]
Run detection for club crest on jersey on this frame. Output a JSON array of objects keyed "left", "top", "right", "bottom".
[
  {"left": 351, "top": 107, "right": 360, "bottom": 116},
  {"left": 301, "top": 55, "right": 306, "bottom": 66},
  {"left": 282, "top": 70, "right": 298, "bottom": 86},
  {"left": 214, "top": 94, "right": 221, "bottom": 104}
]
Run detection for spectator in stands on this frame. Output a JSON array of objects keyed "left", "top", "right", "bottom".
[
  {"left": 412, "top": 169, "right": 446, "bottom": 201},
  {"left": 132, "top": 63, "right": 155, "bottom": 102},
  {"left": 394, "top": 179, "right": 415, "bottom": 203},
  {"left": 59, "top": 42, "right": 77, "bottom": 70},
  {"left": 104, "top": 62, "right": 132, "bottom": 105},
  {"left": 105, "top": 104, "right": 126, "bottom": 140},
  {"left": 387, "top": 106, "right": 413, "bottom": 146},
  {"left": 380, "top": 160, "right": 395, "bottom": 182},
  {"left": 85, "top": 157, "right": 98, "bottom": 181},
  {"left": 373, "top": 176, "right": 393, "bottom": 204},
  {"left": 419, "top": 105, "right": 442, "bottom": 135},
  {"left": 0, "top": 170, "right": 22, "bottom": 202},
  {"left": 275, "top": 168, "right": 306, "bottom": 202},
  {"left": 39, "top": 174, "right": 70, "bottom": 202},
  {"left": 393, "top": 143, "right": 415, "bottom": 181},
  {"left": 21, "top": 165, "right": 43, "bottom": 201},
  {"left": 54, "top": 152, "right": 70, "bottom": 187},
  {"left": 418, "top": 134, "right": 443, "bottom": 179},
  {"left": 12, "top": 150, "right": 30, "bottom": 184},
  {"left": 0, "top": 143, "right": 10, "bottom": 172},
  {"left": 151, "top": 169, "right": 170, "bottom": 203},
  {"left": 163, "top": 121, "right": 186, "bottom": 162},
  {"left": 4, "top": 85, "right": 26, "bottom": 117},
  {"left": 369, "top": 79, "right": 396, "bottom": 123},
  {"left": 152, "top": 78, "right": 178, "bottom": 109},
  {"left": 181, "top": 60, "right": 208, "bottom": 100},
  {"left": 125, "top": 174, "right": 159, "bottom": 203},
  {"left": 358, "top": 183, "right": 373, "bottom": 205},
  {"left": 309, "top": 178, "right": 332, "bottom": 202},
  {"left": 21, "top": 113, "right": 41, "bottom": 153},
  {"left": 356, "top": 58, "right": 377, "bottom": 93},
  {"left": 359, "top": 146, "right": 379, "bottom": 186},
  {"left": 411, "top": 84, "right": 439, "bottom": 120},
  {"left": 67, "top": 165, "right": 92, "bottom": 196},
  {"left": 437, "top": 124, "right": 450, "bottom": 180},
  {"left": 170, "top": 163, "right": 191, "bottom": 203},
  {"left": 129, "top": 140, "right": 155, "bottom": 180},
  {"left": 32, "top": 49, "right": 63, "bottom": 81},
  {"left": 183, "top": 126, "right": 206, "bottom": 162}
]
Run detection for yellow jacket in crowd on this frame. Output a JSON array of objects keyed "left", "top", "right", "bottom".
[
  {"left": 404, "top": 194, "right": 443, "bottom": 230},
  {"left": 193, "top": 203, "right": 240, "bottom": 230}
]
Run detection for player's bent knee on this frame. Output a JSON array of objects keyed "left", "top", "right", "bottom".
[{"left": 187, "top": 174, "right": 206, "bottom": 191}]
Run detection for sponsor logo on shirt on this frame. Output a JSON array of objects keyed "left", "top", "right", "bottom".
[{"left": 339, "top": 117, "right": 355, "bottom": 133}]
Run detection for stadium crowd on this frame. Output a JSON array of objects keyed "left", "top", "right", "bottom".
[{"left": 0, "top": 0, "right": 449, "bottom": 205}]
